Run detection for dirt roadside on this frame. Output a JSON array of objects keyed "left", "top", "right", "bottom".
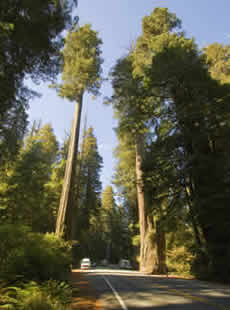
[{"left": 71, "top": 269, "right": 102, "bottom": 310}]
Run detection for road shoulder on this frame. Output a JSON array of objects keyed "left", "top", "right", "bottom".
[{"left": 71, "top": 269, "right": 102, "bottom": 310}]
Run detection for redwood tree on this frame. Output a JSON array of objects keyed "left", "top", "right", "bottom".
[{"left": 55, "top": 24, "right": 103, "bottom": 239}]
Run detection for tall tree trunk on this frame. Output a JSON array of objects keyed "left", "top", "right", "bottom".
[
  {"left": 142, "top": 215, "right": 157, "bottom": 273},
  {"left": 56, "top": 93, "right": 83, "bottom": 239},
  {"left": 135, "top": 134, "right": 156, "bottom": 273},
  {"left": 155, "top": 220, "right": 167, "bottom": 274},
  {"left": 135, "top": 136, "right": 145, "bottom": 271}
]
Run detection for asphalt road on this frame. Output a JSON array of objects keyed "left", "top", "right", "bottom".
[{"left": 81, "top": 269, "right": 230, "bottom": 310}]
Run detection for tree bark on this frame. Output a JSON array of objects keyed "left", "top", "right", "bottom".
[
  {"left": 135, "top": 134, "right": 156, "bottom": 273},
  {"left": 142, "top": 215, "right": 157, "bottom": 273},
  {"left": 56, "top": 93, "right": 83, "bottom": 240},
  {"left": 155, "top": 220, "right": 167, "bottom": 274}
]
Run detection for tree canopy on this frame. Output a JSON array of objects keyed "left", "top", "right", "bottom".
[
  {"left": 59, "top": 24, "right": 103, "bottom": 100},
  {"left": 0, "top": 0, "right": 77, "bottom": 166}
]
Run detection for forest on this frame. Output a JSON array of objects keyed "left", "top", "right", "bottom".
[{"left": 1, "top": 0, "right": 230, "bottom": 308}]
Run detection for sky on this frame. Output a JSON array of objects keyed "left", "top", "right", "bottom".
[{"left": 28, "top": 0, "right": 230, "bottom": 190}]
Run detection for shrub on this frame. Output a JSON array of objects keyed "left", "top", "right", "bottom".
[
  {"left": 0, "top": 225, "right": 30, "bottom": 280},
  {"left": 41, "top": 280, "right": 72, "bottom": 306},
  {"left": 19, "top": 232, "right": 72, "bottom": 281},
  {"left": 0, "top": 281, "right": 71, "bottom": 310},
  {"left": 20, "top": 281, "right": 71, "bottom": 310},
  {"left": 167, "top": 246, "right": 194, "bottom": 275},
  {"left": 0, "top": 280, "right": 19, "bottom": 309},
  {"left": 21, "top": 292, "right": 53, "bottom": 310},
  {"left": 0, "top": 225, "right": 72, "bottom": 281}
]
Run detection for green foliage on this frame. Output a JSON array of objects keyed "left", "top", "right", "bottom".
[
  {"left": 109, "top": 55, "right": 150, "bottom": 136},
  {"left": 0, "top": 123, "right": 59, "bottom": 231},
  {"left": 0, "top": 99, "right": 28, "bottom": 168},
  {"left": 133, "top": 7, "right": 182, "bottom": 77},
  {"left": 71, "top": 130, "right": 131, "bottom": 263},
  {"left": 0, "top": 280, "right": 71, "bottom": 310},
  {"left": 132, "top": 234, "right": 140, "bottom": 247},
  {"left": 142, "top": 7, "right": 181, "bottom": 37},
  {"left": 59, "top": 24, "right": 103, "bottom": 100},
  {"left": 113, "top": 134, "right": 138, "bottom": 226},
  {"left": 0, "top": 0, "right": 76, "bottom": 161},
  {"left": 21, "top": 293, "right": 53, "bottom": 310},
  {"left": 101, "top": 185, "right": 130, "bottom": 263},
  {"left": 79, "top": 127, "right": 103, "bottom": 203},
  {"left": 43, "top": 137, "right": 69, "bottom": 227},
  {"left": 0, "top": 281, "right": 19, "bottom": 309},
  {"left": 109, "top": 6, "right": 230, "bottom": 280},
  {"left": 167, "top": 246, "right": 194, "bottom": 275},
  {"left": 102, "top": 186, "right": 116, "bottom": 211},
  {"left": 203, "top": 43, "right": 230, "bottom": 84},
  {"left": 166, "top": 225, "right": 195, "bottom": 276},
  {"left": 0, "top": 225, "right": 72, "bottom": 282},
  {"left": 130, "top": 6, "right": 230, "bottom": 281},
  {"left": 41, "top": 280, "right": 71, "bottom": 306},
  {"left": 73, "top": 127, "right": 104, "bottom": 260},
  {"left": 55, "top": 24, "right": 103, "bottom": 238}
]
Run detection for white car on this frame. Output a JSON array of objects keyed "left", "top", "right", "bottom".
[{"left": 80, "top": 258, "right": 91, "bottom": 270}]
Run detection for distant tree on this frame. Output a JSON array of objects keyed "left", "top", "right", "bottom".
[
  {"left": 75, "top": 127, "right": 103, "bottom": 232},
  {"left": 43, "top": 137, "right": 69, "bottom": 231},
  {"left": 0, "top": 123, "right": 58, "bottom": 232},
  {"left": 101, "top": 185, "right": 128, "bottom": 263},
  {"left": 72, "top": 127, "right": 103, "bottom": 260}
]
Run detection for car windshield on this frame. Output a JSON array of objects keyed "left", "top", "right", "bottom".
[{"left": 82, "top": 258, "right": 90, "bottom": 263}]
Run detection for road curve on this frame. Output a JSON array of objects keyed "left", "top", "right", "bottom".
[{"left": 80, "top": 269, "right": 230, "bottom": 310}]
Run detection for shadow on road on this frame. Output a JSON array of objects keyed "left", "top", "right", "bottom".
[{"left": 79, "top": 270, "right": 230, "bottom": 310}]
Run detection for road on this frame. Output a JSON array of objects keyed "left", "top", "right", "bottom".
[{"left": 81, "top": 268, "right": 230, "bottom": 310}]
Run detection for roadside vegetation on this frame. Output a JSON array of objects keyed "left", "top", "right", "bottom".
[{"left": 0, "top": 0, "right": 76, "bottom": 308}]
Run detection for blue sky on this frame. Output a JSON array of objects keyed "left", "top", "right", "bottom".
[{"left": 28, "top": 0, "right": 230, "bottom": 189}]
